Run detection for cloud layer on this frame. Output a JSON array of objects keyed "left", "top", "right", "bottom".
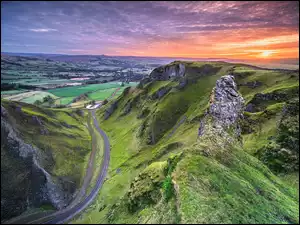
[{"left": 1, "top": 1, "right": 299, "bottom": 59}]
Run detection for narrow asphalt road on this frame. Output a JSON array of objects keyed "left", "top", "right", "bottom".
[{"left": 44, "top": 109, "right": 110, "bottom": 224}]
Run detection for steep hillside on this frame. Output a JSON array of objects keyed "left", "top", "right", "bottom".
[
  {"left": 72, "top": 61, "right": 299, "bottom": 224},
  {"left": 1, "top": 100, "right": 91, "bottom": 222}
]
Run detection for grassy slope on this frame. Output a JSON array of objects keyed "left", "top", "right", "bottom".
[
  {"left": 72, "top": 62, "right": 299, "bottom": 224},
  {"left": 1, "top": 99, "right": 91, "bottom": 187}
]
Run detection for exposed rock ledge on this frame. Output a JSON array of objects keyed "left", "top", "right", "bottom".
[{"left": 149, "top": 63, "right": 185, "bottom": 80}]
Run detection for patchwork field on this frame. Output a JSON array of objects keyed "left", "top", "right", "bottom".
[
  {"left": 2, "top": 91, "right": 59, "bottom": 103},
  {"left": 2, "top": 82, "right": 138, "bottom": 107},
  {"left": 46, "top": 83, "right": 122, "bottom": 98}
]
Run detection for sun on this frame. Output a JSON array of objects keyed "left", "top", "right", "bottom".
[{"left": 260, "top": 50, "right": 273, "bottom": 58}]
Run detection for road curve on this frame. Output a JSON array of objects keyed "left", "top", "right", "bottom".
[{"left": 44, "top": 109, "right": 110, "bottom": 224}]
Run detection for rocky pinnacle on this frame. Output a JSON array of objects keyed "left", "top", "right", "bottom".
[{"left": 199, "top": 75, "right": 245, "bottom": 139}]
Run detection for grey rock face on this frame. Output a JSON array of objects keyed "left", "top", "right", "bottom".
[
  {"left": 104, "top": 101, "right": 118, "bottom": 120},
  {"left": 177, "top": 78, "right": 188, "bottom": 90},
  {"left": 1, "top": 117, "right": 69, "bottom": 220},
  {"left": 31, "top": 116, "right": 43, "bottom": 126},
  {"left": 137, "top": 78, "right": 151, "bottom": 89},
  {"left": 150, "top": 63, "right": 185, "bottom": 80},
  {"left": 152, "top": 87, "right": 171, "bottom": 100},
  {"left": 209, "top": 75, "right": 245, "bottom": 127},
  {"left": 199, "top": 75, "right": 245, "bottom": 140}
]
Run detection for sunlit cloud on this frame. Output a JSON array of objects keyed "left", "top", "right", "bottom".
[
  {"left": 29, "top": 28, "right": 58, "bottom": 32},
  {"left": 218, "top": 34, "right": 299, "bottom": 49}
]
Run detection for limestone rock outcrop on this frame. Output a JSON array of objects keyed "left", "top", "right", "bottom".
[
  {"left": 198, "top": 75, "right": 245, "bottom": 142},
  {"left": 150, "top": 63, "right": 185, "bottom": 80}
]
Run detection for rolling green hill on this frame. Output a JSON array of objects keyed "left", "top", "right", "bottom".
[{"left": 72, "top": 61, "right": 299, "bottom": 224}]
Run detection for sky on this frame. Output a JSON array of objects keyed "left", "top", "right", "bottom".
[{"left": 1, "top": 1, "right": 299, "bottom": 60}]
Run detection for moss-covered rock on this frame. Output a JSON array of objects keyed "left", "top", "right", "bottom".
[{"left": 126, "top": 161, "right": 168, "bottom": 212}]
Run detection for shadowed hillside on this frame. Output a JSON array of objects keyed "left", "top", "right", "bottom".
[{"left": 1, "top": 100, "right": 91, "bottom": 222}]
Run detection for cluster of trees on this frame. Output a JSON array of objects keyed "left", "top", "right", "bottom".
[
  {"left": 72, "top": 93, "right": 88, "bottom": 103},
  {"left": 84, "top": 100, "right": 96, "bottom": 107},
  {"left": 85, "top": 79, "right": 109, "bottom": 85},
  {"left": 34, "top": 95, "right": 55, "bottom": 106},
  {"left": 1, "top": 82, "right": 39, "bottom": 91},
  {"left": 102, "top": 99, "right": 108, "bottom": 105}
]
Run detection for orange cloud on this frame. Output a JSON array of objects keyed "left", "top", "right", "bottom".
[{"left": 110, "top": 27, "right": 298, "bottom": 61}]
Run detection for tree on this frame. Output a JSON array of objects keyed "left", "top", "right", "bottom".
[
  {"left": 121, "top": 82, "right": 125, "bottom": 87},
  {"left": 43, "top": 95, "right": 55, "bottom": 105},
  {"left": 102, "top": 99, "right": 108, "bottom": 105},
  {"left": 48, "top": 96, "right": 55, "bottom": 105},
  {"left": 43, "top": 96, "right": 48, "bottom": 102},
  {"left": 34, "top": 100, "right": 42, "bottom": 105}
]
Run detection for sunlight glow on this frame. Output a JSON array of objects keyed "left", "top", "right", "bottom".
[{"left": 261, "top": 51, "right": 273, "bottom": 57}]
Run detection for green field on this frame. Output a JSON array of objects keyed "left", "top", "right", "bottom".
[
  {"left": 47, "top": 82, "right": 138, "bottom": 103},
  {"left": 47, "top": 82, "right": 138, "bottom": 98},
  {"left": 1, "top": 89, "right": 28, "bottom": 95},
  {"left": 88, "top": 88, "right": 117, "bottom": 100},
  {"left": 56, "top": 97, "right": 75, "bottom": 105},
  {"left": 47, "top": 82, "right": 123, "bottom": 97}
]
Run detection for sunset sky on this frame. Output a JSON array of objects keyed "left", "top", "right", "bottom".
[{"left": 1, "top": 1, "right": 299, "bottom": 60}]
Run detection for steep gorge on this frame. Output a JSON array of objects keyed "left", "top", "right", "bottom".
[{"left": 1, "top": 101, "right": 91, "bottom": 222}]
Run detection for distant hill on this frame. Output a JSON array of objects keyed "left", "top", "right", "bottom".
[{"left": 2, "top": 52, "right": 298, "bottom": 70}]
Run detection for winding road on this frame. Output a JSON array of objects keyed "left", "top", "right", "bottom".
[{"left": 44, "top": 109, "right": 110, "bottom": 224}]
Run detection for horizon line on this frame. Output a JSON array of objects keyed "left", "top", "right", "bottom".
[{"left": 1, "top": 51, "right": 299, "bottom": 62}]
